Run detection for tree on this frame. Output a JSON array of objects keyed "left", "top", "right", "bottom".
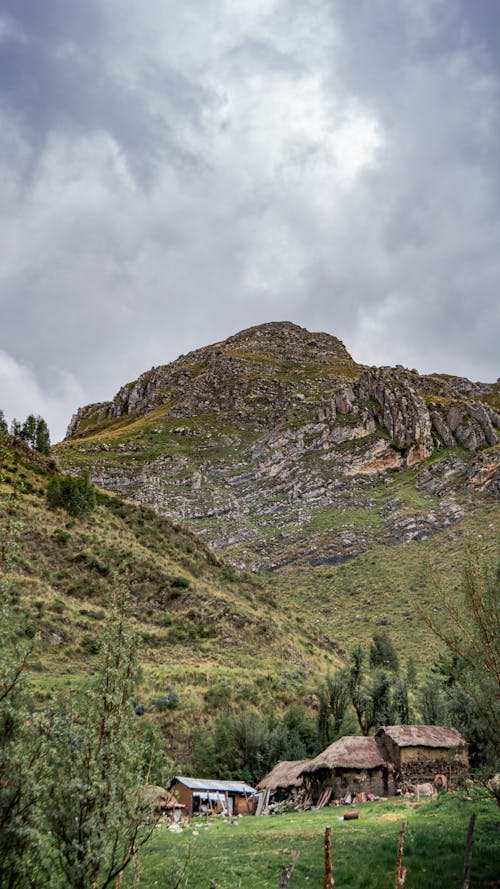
[
  {"left": 10, "top": 419, "right": 22, "bottom": 439},
  {"left": 34, "top": 418, "right": 50, "bottom": 455},
  {"left": 20, "top": 415, "right": 37, "bottom": 448},
  {"left": 369, "top": 632, "right": 399, "bottom": 672},
  {"left": 419, "top": 544, "right": 500, "bottom": 767},
  {"left": 392, "top": 678, "right": 411, "bottom": 724},
  {"left": 7, "top": 414, "right": 51, "bottom": 454},
  {"left": 41, "top": 606, "right": 156, "bottom": 889},
  {"left": 0, "top": 411, "right": 7, "bottom": 433},
  {"left": 316, "top": 670, "right": 350, "bottom": 746},
  {"left": 46, "top": 471, "right": 96, "bottom": 517},
  {"left": 0, "top": 502, "right": 44, "bottom": 889}
]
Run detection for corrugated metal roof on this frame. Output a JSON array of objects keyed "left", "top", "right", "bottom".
[
  {"left": 174, "top": 776, "right": 256, "bottom": 794},
  {"left": 377, "top": 725, "right": 466, "bottom": 749}
]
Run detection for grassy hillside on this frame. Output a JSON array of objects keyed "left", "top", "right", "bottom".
[
  {"left": 0, "top": 433, "right": 339, "bottom": 759},
  {"left": 1, "top": 429, "right": 498, "bottom": 767}
]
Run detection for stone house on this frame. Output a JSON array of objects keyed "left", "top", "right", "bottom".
[
  {"left": 375, "top": 725, "right": 468, "bottom": 785},
  {"left": 300, "top": 736, "right": 395, "bottom": 803}
]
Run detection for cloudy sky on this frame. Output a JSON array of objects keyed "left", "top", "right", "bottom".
[{"left": 1, "top": 0, "right": 499, "bottom": 441}]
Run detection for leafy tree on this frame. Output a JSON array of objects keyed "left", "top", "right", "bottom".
[
  {"left": 369, "top": 632, "right": 399, "bottom": 672},
  {"left": 41, "top": 607, "right": 156, "bottom": 889},
  {"left": 34, "top": 418, "right": 50, "bottom": 455},
  {"left": 316, "top": 669, "right": 350, "bottom": 746},
  {"left": 0, "top": 609, "right": 45, "bottom": 889},
  {"left": 406, "top": 656, "right": 417, "bottom": 687},
  {"left": 345, "top": 647, "right": 399, "bottom": 734},
  {"left": 392, "top": 678, "right": 411, "bottom": 724},
  {"left": 46, "top": 472, "right": 96, "bottom": 517},
  {"left": 0, "top": 503, "right": 44, "bottom": 889},
  {"left": 419, "top": 544, "right": 500, "bottom": 767},
  {"left": 10, "top": 419, "right": 22, "bottom": 439},
  {"left": 20, "top": 415, "right": 37, "bottom": 448},
  {"left": 7, "top": 415, "right": 50, "bottom": 454},
  {"left": 0, "top": 411, "right": 7, "bottom": 433},
  {"left": 418, "top": 676, "right": 448, "bottom": 726}
]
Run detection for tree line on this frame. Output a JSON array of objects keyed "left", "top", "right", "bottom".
[
  {"left": 0, "top": 410, "right": 50, "bottom": 455},
  {"left": 188, "top": 546, "right": 499, "bottom": 784}
]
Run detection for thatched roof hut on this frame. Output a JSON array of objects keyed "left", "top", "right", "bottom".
[
  {"left": 138, "top": 785, "right": 186, "bottom": 820},
  {"left": 302, "top": 736, "right": 388, "bottom": 774},
  {"left": 256, "top": 760, "right": 310, "bottom": 792},
  {"left": 300, "top": 736, "right": 392, "bottom": 802},
  {"left": 376, "top": 725, "right": 464, "bottom": 749},
  {"left": 375, "top": 725, "right": 468, "bottom": 784}
]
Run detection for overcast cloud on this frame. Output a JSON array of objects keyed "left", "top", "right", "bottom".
[{"left": 0, "top": 0, "right": 499, "bottom": 441}]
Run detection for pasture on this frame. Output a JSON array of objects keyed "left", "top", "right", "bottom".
[{"left": 130, "top": 793, "right": 499, "bottom": 888}]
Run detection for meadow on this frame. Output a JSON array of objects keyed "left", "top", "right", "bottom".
[{"left": 130, "top": 793, "right": 499, "bottom": 889}]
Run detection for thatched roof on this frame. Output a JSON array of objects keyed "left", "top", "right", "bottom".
[
  {"left": 301, "top": 737, "right": 388, "bottom": 775},
  {"left": 139, "top": 786, "right": 185, "bottom": 808},
  {"left": 256, "top": 760, "right": 310, "bottom": 791},
  {"left": 377, "top": 725, "right": 466, "bottom": 749}
]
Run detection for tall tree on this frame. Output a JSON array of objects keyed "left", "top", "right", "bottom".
[
  {"left": 0, "top": 501, "right": 43, "bottom": 889},
  {"left": 420, "top": 544, "right": 500, "bottom": 766},
  {"left": 42, "top": 606, "right": 156, "bottom": 889},
  {"left": 34, "top": 417, "right": 50, "bottom": 455}
]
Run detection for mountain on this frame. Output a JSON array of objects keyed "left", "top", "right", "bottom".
[{"left": 60, "top": 322, "right": 499, "bottom": 574}]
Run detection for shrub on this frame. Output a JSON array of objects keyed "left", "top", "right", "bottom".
[
  {"left": 150, "top": 686, "right": 180, "bottom": 710},
  {"left": 47, "top": 472, "right": 96, "bottom": 518}
]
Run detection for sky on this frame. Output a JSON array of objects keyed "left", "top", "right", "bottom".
[{"left": 1, "top": 0, "right": 499, "bottom": 442}]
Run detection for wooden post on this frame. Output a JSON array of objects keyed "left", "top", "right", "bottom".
[
  {"left": 278, "top": 852, "right": 299, "bottom": 889},
  {"left": 394, "top": 820, "right": 408, "bottom": 888},
  {"left": 462, "top": 813, "right": 476, "bottom": 889},
  {"left": 323, "top": 825, "right": 334, "bottom": 889}
]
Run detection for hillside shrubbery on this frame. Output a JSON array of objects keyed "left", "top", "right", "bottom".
[{"left": 46, "top": 471, "right": 96, "bottom": 517}]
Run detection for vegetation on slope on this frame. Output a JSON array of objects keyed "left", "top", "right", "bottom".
[{"left": 0, "top": 432, "right": 338, "bottom": 762}]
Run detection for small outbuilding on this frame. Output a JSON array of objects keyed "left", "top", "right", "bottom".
[
  {"left": 300, "top": 736, "right": 394, "bottom": 804},
  {"left": 138, "top": 785, "right": 186, "bottom": 822},
  {"left": 255, "top": 760, "right": 310, "bottom": 812},
  {"left": 375, "top": 725, "right": 468, "bottom": 786},
  {"left": 170, "top": 777, "right": 256, "bottom": 818}
]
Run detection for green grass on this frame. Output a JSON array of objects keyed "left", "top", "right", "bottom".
[{"left": 129, "top": 794, "right": 499, "bottom": 888}]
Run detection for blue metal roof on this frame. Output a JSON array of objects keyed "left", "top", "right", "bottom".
[{"left": 174, "top": 776, "right": 256, "bottom": 794}]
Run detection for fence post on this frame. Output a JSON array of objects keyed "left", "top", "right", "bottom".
[
  {"left": 462, "top": 813, "right": 476, "bottom": 889},
  {"left": 394, "top": 820, "right": 408, "bottom": 888},
  {"left": 323, "top": 825, "right": 334, "bottom": 889},
  {"left": 278, "top": 852, "right": 299, "bottom": 888}
]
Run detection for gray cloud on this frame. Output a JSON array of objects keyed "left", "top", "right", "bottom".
[{"left": 0, "top": 0, "right": 498, "bottom": 441}]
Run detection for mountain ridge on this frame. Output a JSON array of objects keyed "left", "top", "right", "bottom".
[{"left": 58, "top": 322, "right": 499, "bottom": 572}]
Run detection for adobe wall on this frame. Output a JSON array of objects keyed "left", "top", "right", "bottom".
[
  {"left": 398, "top": 746, "right": 468, "bottom": 785},
  {"left": 171, "top": 782, "right": 193, "bottom": 815},
  {"left": 304, "top": 766, "right": 391, "bottom": 802}
]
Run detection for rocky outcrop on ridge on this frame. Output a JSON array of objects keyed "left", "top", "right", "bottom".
[{"left": 61, "top": 322, "right": 499, "bottom": 570}]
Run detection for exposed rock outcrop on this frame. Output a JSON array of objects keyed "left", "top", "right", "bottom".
[{"left": 60, "top": 322, "right": 500, "bottom": 569}]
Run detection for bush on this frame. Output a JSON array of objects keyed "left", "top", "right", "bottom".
[
  {"left": 150, "top": 686, "right": 180, "bottom": 710},
  {"left": 47, "top": 472, "right": 96, "bottom": 517}
]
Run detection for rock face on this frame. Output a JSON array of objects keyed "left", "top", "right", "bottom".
[{"left": 61, "top": 322, "right": 500, "bottom": 570}]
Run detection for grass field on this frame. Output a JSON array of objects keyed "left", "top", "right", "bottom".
[{"left": 130, "top": 794, "right": 500, "bottom": 889}]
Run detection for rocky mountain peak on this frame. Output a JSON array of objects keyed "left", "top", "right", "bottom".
[{"left": 60, "top": 322, "right": 499, "bottom": 571}]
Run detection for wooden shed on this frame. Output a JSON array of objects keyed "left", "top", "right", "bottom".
[
  {"left": 170, "top": 777, "right": 256, "bottom": 818},
  {"left": 375, "top": 725, "right": 468, "bottom": 786},
  {"left": 300, "top": 736, "right": 393, "bottom": 804}
]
